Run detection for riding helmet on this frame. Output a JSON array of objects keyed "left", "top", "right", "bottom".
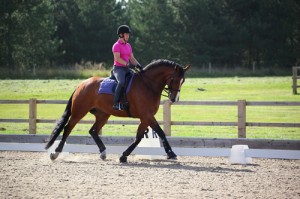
[{"left": 117, "top": 25, "right": 131, "bottom": 35}]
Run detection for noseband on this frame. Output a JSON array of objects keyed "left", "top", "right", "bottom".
[
  {"left": 136, "top": 64, "right": 183, "bottom": 99},
  {"left": 162, "top": 69, "right": 182, "bottom": 98}
]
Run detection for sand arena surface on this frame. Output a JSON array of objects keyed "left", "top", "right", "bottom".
[{"left": 0, "top": 151, "right": 299, "bottom": 199}]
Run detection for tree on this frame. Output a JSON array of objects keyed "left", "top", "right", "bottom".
[
  {"left": 0, "top": 0, "right": 59, "bottom": 69},
  {"left": 172, "top": 0, "right": 237, "bottom": 66},
  {"left": 53, "top": 0, "right": 125, "bottom": 66},
  {"left": 1, "top": 0, "right": 299, "bottom": 71},
  {"left": 127, "top": 0, "right": 179, "bottom": 65},
  {"left": 227, "top": 0, "right": 300, "bottom": 68}
]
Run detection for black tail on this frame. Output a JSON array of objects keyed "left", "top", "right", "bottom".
[{"left": 45, "top": 91, "right": 74, "bottom": 150}]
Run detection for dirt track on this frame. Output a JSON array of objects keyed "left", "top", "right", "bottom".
[{"left": 0, "top": 151, "right": 299, "bottom": 199}]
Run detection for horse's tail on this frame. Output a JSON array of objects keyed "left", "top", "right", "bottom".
[{"left": 44, "top": 91, "right": 74, "bottom": 150}]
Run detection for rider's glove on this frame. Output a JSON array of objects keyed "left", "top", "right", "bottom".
[{"left": 136, "top": 63, "right": 143, "bottom": 71}]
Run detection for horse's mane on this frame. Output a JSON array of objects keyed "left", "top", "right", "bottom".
[{"left": 143, "top": 59, "right": 183, "bottom": 72}]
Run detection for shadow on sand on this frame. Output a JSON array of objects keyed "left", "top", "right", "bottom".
[{"left": 119, "top": 159, "right": 258, "bottom": 173}]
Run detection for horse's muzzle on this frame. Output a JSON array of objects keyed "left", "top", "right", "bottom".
[{"left": 170, "top": 96, "right": 179, "bottom": 103}]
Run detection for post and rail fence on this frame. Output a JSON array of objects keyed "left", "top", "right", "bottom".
[
  {"left": 292, "top": 66, "right": 300, "bottom": 94},
  {"left": 0, "top": 99, "right": 299, "bottom": 138}
]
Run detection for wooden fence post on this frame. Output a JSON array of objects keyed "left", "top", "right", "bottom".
[
  {"left": 292, "top": 67, "right": 298, "bottom": 94},
  {"left": 237, "top": 100, "right": 246, "bottom": 138},
  {"left": 29, "top": 98, "right": 37, "bottom": 134},
  {"left": 163, "top": 100, "right": 171, "bottom": 136}
]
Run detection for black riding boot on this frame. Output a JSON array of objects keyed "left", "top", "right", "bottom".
[{"left": 113, "top": 84, "right": 124, "bottom": 110}]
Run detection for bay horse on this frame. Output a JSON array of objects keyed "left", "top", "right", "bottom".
[{"left": 45, "top": 59, "right": 190, "bottom": 163}]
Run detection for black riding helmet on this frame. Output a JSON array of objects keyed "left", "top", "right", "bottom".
[{"left": 117, "top": 25, "right": 131, "bottom": 35}]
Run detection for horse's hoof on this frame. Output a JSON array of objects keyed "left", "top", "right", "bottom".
[
  {"left": 167, "top": 151, "right": 177, "bottom": 160},
  {"left": 119, "top": 155, "right": 127, "bottom": 163},
  {"left": 50, "top": 152, "right": 59, "bottom": 160},
  {"left": 100, "top": 150, "right": 106, "bottom": 160},
  {"left": 168, "top": 156, "right": 177, "bottom": 160}
]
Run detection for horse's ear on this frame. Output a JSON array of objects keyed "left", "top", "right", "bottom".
[{"left": 184, "top": 64, "right": 191, "bottom": 72}]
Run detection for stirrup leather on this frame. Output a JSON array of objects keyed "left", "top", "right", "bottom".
[{"left": 113, "top": 103, "right": 124, "bottom": 110}]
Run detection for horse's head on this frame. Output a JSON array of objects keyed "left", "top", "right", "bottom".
[
  {"left": 142, "top": 59, "right": 191, "bottom": 103},
  {"left": 166, "top": 64, "right": 191, "bottom": 103}
]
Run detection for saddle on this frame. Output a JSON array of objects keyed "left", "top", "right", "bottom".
[{"left": 98, "top": 70, "right": 135, "bottom": 114}]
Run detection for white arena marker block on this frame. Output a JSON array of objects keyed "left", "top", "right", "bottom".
[
  {"left": 134, "top": 127, "right": 165, "bottom": 160},
  {"left": 229, "top": 145, "right": 252, "bottom": 164}
]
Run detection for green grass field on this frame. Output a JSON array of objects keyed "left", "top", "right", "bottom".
[{"left": 0, "top": 77, "right": 299, "bottom": 139}]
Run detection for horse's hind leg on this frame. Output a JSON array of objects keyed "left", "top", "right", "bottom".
[
  {"left": 119, "top": 122, "right": 148, "bottom": 163},
  {"left": 89, "top": 112, "right": 110, "bottom": 160},
  {"left": 50, "top": 115, "right": 82, "bottom": 160}
]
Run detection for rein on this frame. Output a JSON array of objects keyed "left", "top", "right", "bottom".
[
  {"left": 162, "top": 78, "right": 181, "bottom": 97},
  {"left": 135, "top": 68, "right": 180, "bottom": 98},
  {"left": 135, "top": 71, "right": 162, "bottom": 96}
]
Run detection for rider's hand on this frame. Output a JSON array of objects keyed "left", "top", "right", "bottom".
[{"left": 136, "top": 64, "right": 143, "bottom": 71}]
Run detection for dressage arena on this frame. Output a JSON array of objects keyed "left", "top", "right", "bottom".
[{"left": 0, "top": 151, "right": 299, "bottom": 199}]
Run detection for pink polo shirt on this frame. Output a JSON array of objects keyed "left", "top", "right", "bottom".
[{"left": 112, "top": 39, "right": 132, "bottom": 67}]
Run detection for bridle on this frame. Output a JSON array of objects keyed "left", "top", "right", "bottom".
[
  {"left": 161, "top": 69, "right": 180, "bottom": 98},
  {"left": 135, "top": 65, "right": 183, "bottom": 100}
]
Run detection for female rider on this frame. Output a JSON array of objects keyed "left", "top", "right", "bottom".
[{"left": 112, "top": 25, "right": 142, "bottom": 110}]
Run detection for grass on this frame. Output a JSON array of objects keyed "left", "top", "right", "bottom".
[
  {"left": 0, "top": 67, "right": 111, "bottom": 79},
  {"left": 0, "top": 65, "right": 291, "bottom": 79},
  {"left": 0, "top": 76, "right": 299, "bottom": 139}
]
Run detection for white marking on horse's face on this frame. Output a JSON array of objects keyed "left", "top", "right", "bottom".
[
  {"left": 180, "top": 78, "right": 184, "bottom": 85},
  {"left": 175, "top": 91, "right": 180, "bottom": 102},
  {"left": 175, "top": 78, "right": 184, "bottom": 102}
]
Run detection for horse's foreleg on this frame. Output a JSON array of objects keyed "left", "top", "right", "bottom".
[
  {"left": 119, "top": 122, "right": 148, "bottom": 163},
  {"left": 149, "top": 122, "right": 177, "bottom": 160}
]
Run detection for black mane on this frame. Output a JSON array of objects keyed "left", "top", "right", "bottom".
[{"left": 143, "top": 59, "right": 182, "bottom": 71}]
